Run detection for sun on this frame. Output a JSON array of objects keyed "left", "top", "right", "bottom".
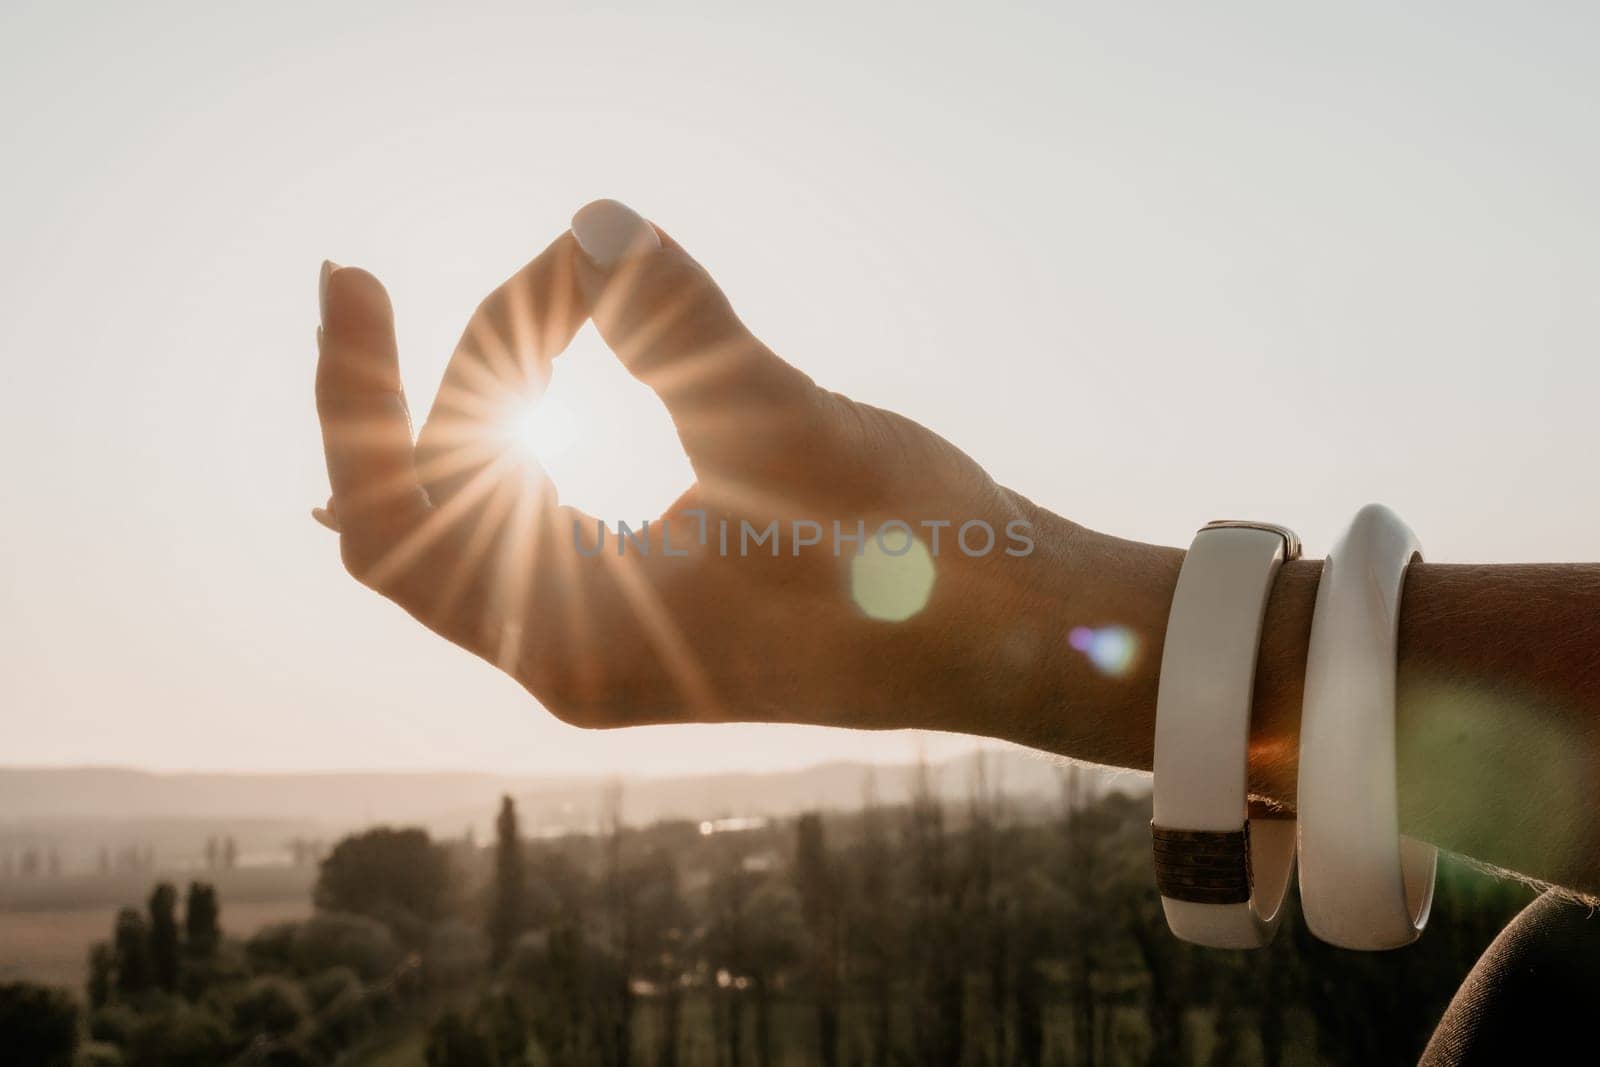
[
  {"left": 486, "top": 335, "right": 695, "bottom": 522},
  {"left": 502, "top": 390, "right": 581, "bottom": 468}
]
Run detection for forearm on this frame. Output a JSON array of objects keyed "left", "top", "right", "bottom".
[
  {"left": 1335, "top": 561, "right": 1599, "bottom": 894},
  {"left": 988, "top": 507, "right": 1600, "bottom": 894}
]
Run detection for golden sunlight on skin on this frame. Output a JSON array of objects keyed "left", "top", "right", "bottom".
[{"left": 849, "top": 530, "right": 936, "bottom": 621}]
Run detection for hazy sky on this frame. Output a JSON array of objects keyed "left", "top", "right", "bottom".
[{"left": 2, "top": 2, "right": 1596, "bottom": 775}]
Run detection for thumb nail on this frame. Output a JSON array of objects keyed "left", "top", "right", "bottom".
[
  {"left": 319, "top": 260, "right": 343, "bottom": 321},
  {"left": 571, "top": 200, "right": 660, "bottom": 269}
]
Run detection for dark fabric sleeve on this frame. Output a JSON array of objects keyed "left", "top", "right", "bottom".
[{"left": 1421, "top": 889, "right": 1600, "bottom": 1065}]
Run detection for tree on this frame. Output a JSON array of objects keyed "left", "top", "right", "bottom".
[
  {"left": 427, "top": 919, "right": 490, "bottom": 988},
  {"left": 1060, "top": 766, "right": 1110, "bottom": 1067},
  {"left": 114, "top": 906, "right": 154, "bottom": 997},
  {"left": 1012, "top": 921, "right": 1046, "bottom": 1067},
  {"left": 850, "top": 771, "right": 897, "bottom": 1067},
  {"left": 509, "top": 924, "right": 600, "bottom": 1064},
  {"left": 148, "top": 882, "right": 181, "bottom": 992},
  {"left": 0, "top": 981, "right": 80, "bottom": 1067},
  {"left": 965, "top": 754, "right": 1010, "bottom": 1067},
  {"left": 701, "top": 844, "right": 754, "bottom": 1067},
  {"left": 621, "top": 848, "right": 688, "bottom": 1067},
  {"left": 474, "top": 988, "right": 528, "bottom": 1065},
  {"left": 702, "top": 838, "right": 803, "bottom": 1067},
  {"left": 247, "top": 913, "right": 403, "bottom": 981},
  {"left": 744, "top": 882, "right": 804, "bottom": 1067},
  {"left": 315, "top": 827, "right": 451, "bottom": 935},
  {"left": 232, "top": 976, "right": 308, "bottom": 1040},
  {"left": 795, "top": 813, "right": 841, "bottom": 1067},
  {"left": 597, "top": 782, "right": 631, "bottom": 1067},
  {"left": 185, "top": 881, "right": 221, "bottom": 958},
  {"left": 489, "top": 795, "right": 526, "bottom": 967},
  {"left": 1123, "top": 888, "right": 1190, "bottom": 1067},
  {"left": 124, "top": 1003, "right": 231, "bottom": 1067},
  {"left": 426, "top": 1009, "right": 496, "bottom": 1067},
  {"left": 87, "top": 941, "right": 115, "bottom": 1009},
  {"left": 905, "top": 760, "right": 965, "bottom": 1067}
]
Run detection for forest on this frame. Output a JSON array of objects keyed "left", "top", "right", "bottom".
[{"left": 0, "top": 763, "right": 1533, "bottom": 1066}]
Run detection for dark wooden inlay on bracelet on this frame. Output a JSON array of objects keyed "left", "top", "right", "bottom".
[{"left": 1151, "top": 823, "right": 1252, "bottom": 906}]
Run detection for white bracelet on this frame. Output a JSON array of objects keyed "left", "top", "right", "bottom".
[
  {"left": 1152, "top": 520, "right": 1299, "bottom": 948},
  {"left": 1297, "top": 503, "right": 1437, "bottom": 950}
]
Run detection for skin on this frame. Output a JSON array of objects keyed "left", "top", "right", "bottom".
[{"left": 316, "top": 202, "right": 1600, "bottom": 897}]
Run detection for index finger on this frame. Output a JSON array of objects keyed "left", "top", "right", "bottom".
[{"left": 415, "top": 231, "right": 589, "bottom": 507}]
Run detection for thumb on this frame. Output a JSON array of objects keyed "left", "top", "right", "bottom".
[
  {"left": 315, "top": 263, "right": 430, "bottom": 551},
  {"left": 569, "top": 199, "right": 814, "bottom": 434}
]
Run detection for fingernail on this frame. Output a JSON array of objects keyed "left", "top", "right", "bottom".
[
  {"left": 571, "top": 199, "right": 659, "bottom": 269},
  {"left": 319, "top": 260, "right": 342, "bottom": 321},
  {"left": 311, "top": 505, "right": 340, "bottom": 532}
]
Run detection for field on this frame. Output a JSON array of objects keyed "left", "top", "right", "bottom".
[{"left": 0, "top": 865, "right": 314, "bottom": 989}]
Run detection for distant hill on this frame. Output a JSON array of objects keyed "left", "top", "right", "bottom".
[
  {"left": 0, "top": 748, "right": 1144, "bottom": 871},
  {"left": 0, "top": 766, "right": 550, "bottom": 825},
  {"left": 484, "top": 746, "right": 1113, "bottom": 834},
  {"left": 0, "top": 747, "right": 1137, "bottom": 827}
]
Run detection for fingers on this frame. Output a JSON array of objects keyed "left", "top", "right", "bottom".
[
  {"left": 310, "top": 256, "right": 687, "bottom": 706},
  {"left": 415, "top": 232, "right": 588, "bottom": 508},
  {"left": 568, "top": 199, "right": 816, "bottom": 440},
  {"left": 315, "top": 263, "right": 431, "bottom": 576}
]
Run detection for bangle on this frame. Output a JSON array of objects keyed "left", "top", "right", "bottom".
[
  {"left": 1297, "top": 503, "right": 1437, "bottom": 950},
  {"left": 1152, "top": 520, "right": 1299, "bottom": 948}
]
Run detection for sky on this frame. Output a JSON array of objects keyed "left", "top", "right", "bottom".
[{"left": 2, "top": 2, "right": 1597, "bottom": 775}]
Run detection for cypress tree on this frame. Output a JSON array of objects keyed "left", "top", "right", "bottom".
[
  {"left": 112, "top": 907, "right": 152, "bottom": 997},
  {"left": 147, "top": 882, "right": 181, "bottom": 992},
  {"left": 488, "top": 795, "right": 525, "bottom": 966},
  {"left": 185, "top": 881, "right": 221, "bottom": 958}
]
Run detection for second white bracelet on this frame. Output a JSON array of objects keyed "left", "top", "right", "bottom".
[{"left": 1296, "top": 503, "right": 1437, "bottom": 950}]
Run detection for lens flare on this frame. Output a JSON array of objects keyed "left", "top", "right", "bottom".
[
  {"left": 1069, "top": 625, "right": 1139, "bottom": 677},
  {"left": 850, "top": 529, "right": 936, "bottom": 621}
]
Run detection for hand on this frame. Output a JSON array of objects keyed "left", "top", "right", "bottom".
[{"left": 315, "top": 200, "right": 1093, "bottom": 736}]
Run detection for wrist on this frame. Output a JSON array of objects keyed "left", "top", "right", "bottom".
[
  {"left": 1249, "top": 558, "right": 1319, "bottom": 808},
  {"left": 978, "top": 505, "right": 1183, "bottom": 771},
  {"left": 980, "top": 506, "right": 1313, "bottom": 814}
]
